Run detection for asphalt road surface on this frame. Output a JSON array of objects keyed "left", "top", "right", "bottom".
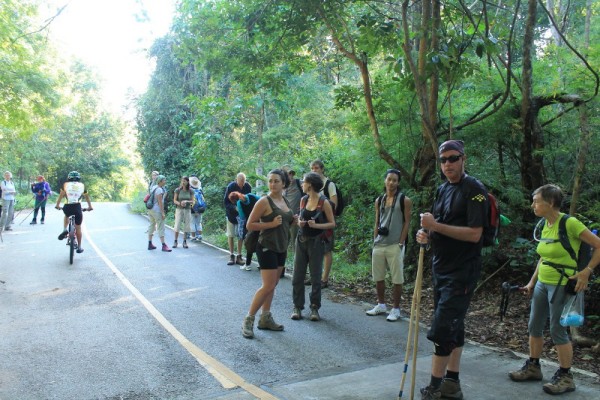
[{"left": 1, "top": 203, "right": 597, "bottom": 400}]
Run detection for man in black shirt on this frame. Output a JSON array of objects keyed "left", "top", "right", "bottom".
[{"left": 416, "top": 140, "right": 488, "bottom": 400}]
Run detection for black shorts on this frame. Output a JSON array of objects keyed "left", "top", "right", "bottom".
[
  {"left": 63, "top": 203, "right": 83, "bottom": 225},
  {"left": 256, "top": 244, "right": 287, "bottom": 270}
]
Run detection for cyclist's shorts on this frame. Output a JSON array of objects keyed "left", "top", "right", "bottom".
[{"left": 63, "top": 203, "right": 83, "bottom": 225}]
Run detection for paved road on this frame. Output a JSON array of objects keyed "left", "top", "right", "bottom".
[{"left": 0, "top": 203, "right": 598, "bottom": 399}]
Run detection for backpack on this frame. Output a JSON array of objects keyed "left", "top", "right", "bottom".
[
  {"left": 145, "top": 187, "right": 157, "bottom": 209},
  {"left": 458, "top": 175, "right": 500, "bottom": 247},
  {"left": 323, "top": 179, "right": 345, "bottom": 217},
  {"left": 543, "top": 214, "right": 596, "bottom": 272},
  {"left": 299, "top": 195, "right": 333, "bottom": 241},
  {"left": 193, "top": 188, "right": 206, "bottom": 213}
]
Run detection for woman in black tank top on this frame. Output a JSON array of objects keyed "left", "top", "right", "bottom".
[{"left": 241, "top": 169, "right": 297, "bottom": 339}]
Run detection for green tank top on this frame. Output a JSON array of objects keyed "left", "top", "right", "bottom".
[{"left": 258, "top": 196, "right": 294, "bottom": 253}]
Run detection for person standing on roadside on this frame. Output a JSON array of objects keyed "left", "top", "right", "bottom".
[
  {"left": 173, "top": 176, "right": 195, "bottom": 249},
  {"left": 30, "top": 175, "right": 52, "bottom": 225},
  {"left": 310, "top": 160, "right": 337, "bottom": 288},
  {"left": 189, "top": 176, "right": 204, "bottom": 241},
  {"left": 0, "top": 171, "right": 16, "bottom": 232},
  {"left": 508, "top": 184, "right": 600, "bottom": 395},
  {"left": 147, "top": 175, "right": 171, "bottom": 252},
  {"left": 283, "top": 166, "right": 303, "bottom": 250},
  {"left": 241, "top": 169, "right": 296, "bottom": 339},
  {"left": 224, "top": 173, "right": 252, "bottom": 266},
  {"left": 416, "top": 140, "right": 488, "bottom": 400},
  {"left": 148, "top": 170, "right": 159, "bottom": 192},
  {"left": 230, "top": 191, "right": 261, "bottom": 271},
  {"left": 366, "top": 169, "right": 412, "bottom": 322}
]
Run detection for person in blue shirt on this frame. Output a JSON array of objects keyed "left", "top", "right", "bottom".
[
  {"left": 229, "top": 191, "right": 261, "bottom": 271},
  {"left": 30, "top": 175, "right": 52, "bottom": 225}
]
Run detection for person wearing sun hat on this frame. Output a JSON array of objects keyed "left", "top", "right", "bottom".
[
  {"left": 30, "top": 175, "right": 52, "bottom": 225},
  {"left": 190, "top": 175, "right": 204, "bottom": 241}
]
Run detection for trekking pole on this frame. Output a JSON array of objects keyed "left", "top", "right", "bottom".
[
  {"left": 12, "top": 195, "right": 35, "bottom": 223},
  {"left": 398, "top": 245, "right": 426, "bottom": 399}
]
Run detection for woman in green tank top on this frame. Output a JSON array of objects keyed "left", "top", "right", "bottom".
[{"left": 241, "top": 169, "right": 297, "bottom": 339}]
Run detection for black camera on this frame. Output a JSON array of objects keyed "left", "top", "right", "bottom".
[{"left": 378, "top": 226, "right": 389, "bottom": 236}]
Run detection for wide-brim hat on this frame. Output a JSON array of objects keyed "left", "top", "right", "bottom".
[{"left": 190, "top": 176, "right": 200, "bottom": 189}]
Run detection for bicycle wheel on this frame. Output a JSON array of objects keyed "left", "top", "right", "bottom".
[{"left": 69, "top": 224, "right": 75, "bottom": 264}]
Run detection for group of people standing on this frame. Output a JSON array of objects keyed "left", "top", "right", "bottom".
[{"left": 0, "top": 172, "right": 52, "bottom": 232}]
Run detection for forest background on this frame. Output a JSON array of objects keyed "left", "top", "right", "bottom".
[{"left": 2, "top": 0, "right": 599, "bottom": 372}]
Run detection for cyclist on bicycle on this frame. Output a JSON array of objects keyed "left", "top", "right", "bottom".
[{"left": 55, "top": 171, "right": 93, "bottom": 253}]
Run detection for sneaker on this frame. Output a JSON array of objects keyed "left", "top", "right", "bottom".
[
  {"left": 291, "top": 307, "right": 302, "bottom": 320},
  {"left": 440, "top": 378, "right": 463, "bottom": 400},
  {"left": 40, "top": 220, "right": 44, "bottom": 224},
  {"left": 182, "top": 241, "right": 188, "bottom": 249},
  {"left": 420, "top": 385, "right": 442, "bottom": 399},
  {"left": 236, "top": 254, "right": 245, "bottom": 265},
  {"left": 508, "top": 360, "right": 543, "bottom": 382},
  {"left": 257, "top": 311, "right": 284, "bottom": 331},
  {"left": 197, "top": 234, "right": 202, "bottom": 241},
  {"left": 173, "top": 240, "right": 178, "bottom": 248},
  {"left": 242, "top": 315, "right": 255, "bottom": 339},
  {"left": 387, "top": 308, "right": 402, "bottom": 322},
  {"left": 245, "top": 265, "right": 252, "bottom": 271},
  {"left": 148, "top": 242, "right": 157, "bottom": 250},
  {"left": 366, "top": 304, "right": 387, "bottom": 316},
  {"left": 542, "top": 369, "right": 575, "bottom": 395},
  {"left": 161, "top": 243, "right": 172, "bottom": 252},
  {"left": 58, "top": 230, "right": 68, "bottom": 240},
  {"left": 227, "top": 254, "right": 235, "bottom": 265},
  {"left": 76, "top": 247, "right": 84, "bottom": 254},
  {"left": 309, "top": 307, "right": 320, "bottom": 321},
  {"left": 30, "top": 220, "right": 37, "bottom": 225}
]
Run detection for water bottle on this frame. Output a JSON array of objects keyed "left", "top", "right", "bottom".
[{"left": 560, "top": 294, "right": 584, "bottom": 327}]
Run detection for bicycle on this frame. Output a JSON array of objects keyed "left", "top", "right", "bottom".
[{"left": 57, "top": 207, "right": 89, "bottom": 264}]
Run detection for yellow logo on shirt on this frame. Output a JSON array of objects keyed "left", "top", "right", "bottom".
[{"left": 472, "top": 194, "right": 486, "bottom": 202}]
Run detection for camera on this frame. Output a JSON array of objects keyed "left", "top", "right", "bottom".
[{"left": 377, "top": 226, "right": 389, "bottom": 236}]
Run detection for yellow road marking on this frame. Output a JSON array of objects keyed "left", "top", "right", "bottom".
[{"left": 84, "top": 231, "right": 279, "bottom": 399}]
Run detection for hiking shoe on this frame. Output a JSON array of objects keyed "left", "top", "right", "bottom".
[
  {"left": 366, "top": 304, "right": 387, "bottom": 316},
  {"left": 242, "top": 315, "right": 255, "bottom": 339},
  {"left": 182, "top": 241, "right": 188, "bottom": 248},
  {"left": 387, "top": 308, "right": 402, "bottom": 322},
  {"left": 309, "top": 308, "right": 320, "bottom": 321},
  {"left": 291, "top": 307, "right": 302, "bottom": 320},
  {"left": 257, "top": 311, "right": 284, "bottom": 331},
  {"left": 161, "top": 243, "right": 172, "bottom": 252},
  {"left": 227, "top": 254, "right": 235, "bottom": 265},
  {"left": 148, "top": 242, "right": 157, "bottom": 250},
  {"left": 4, "top": 226, "right": 12, "bottom": 231},
  {"left": 509, "top": 360, "right": 543, "bottom": 382},
  {"left": 30, "top": 220, "right": 37, "bottom": 225},
  {"left": 543, "top": 369, "right": 575, "bottom": 395},
  {"left": 173, "top": 240, "right": 178, "bottom": 248},
  {"left": 420, "top": 385, "right": 442, "bottom": 399},
  {"left": 244, "top": 265, "right": 252, "bottom": 271},
  {"left": 321, "top": 280, "right": 329, "bottom": 288},
  {"left": 76, "top": 248, "right": 84, "bottom": 254},
  {"left": 236, "top": 254, "right": 245, "bottom": 265},
  {"left": 440, "top": 378, "right": 463, "bottom": 400},
  {"left": 40, "top": 219, "right": 44, "bottom": 224},
  {"left": 58, "top": 230, "right": 68, "bottom": 240}
]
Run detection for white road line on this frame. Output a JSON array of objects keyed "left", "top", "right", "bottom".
[{"left": 84, "top": 230, "right": 279, "bottom": 400}]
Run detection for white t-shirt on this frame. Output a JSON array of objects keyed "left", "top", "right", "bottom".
[
  {"left": 1, "top": 180, "right": 16, "bottom": 200},
  {"left": 63, "top": 181, "right": 86, "bottom": 203}
]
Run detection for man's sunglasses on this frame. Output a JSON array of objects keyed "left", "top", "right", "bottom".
[{"left": 438, "top": 155, "right": 462, "bottom": 164}]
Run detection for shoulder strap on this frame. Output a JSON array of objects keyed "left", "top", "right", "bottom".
[
  {"left": 558, "top": 214, "right": 577, "bottom": 262},
  {"left": 399, "top": 192, "right": 405, "bottom": 217},
  {"left": 300, "top": 195, "right": 309, "bottom": 210},
  {"left": 324, "top": 179, "right": 331, "bottom": 198}
]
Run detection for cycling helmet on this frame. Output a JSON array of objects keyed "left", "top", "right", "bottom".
[{"left": 67, "top": 171, "right": 81, "bottom": 181}]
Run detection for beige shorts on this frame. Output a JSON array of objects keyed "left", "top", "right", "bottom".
[
  {"left": 174, "top": 208, "right": 192, "bottom": 233},
  {"left": 226, "top": 219, "right": 238, "bottom": 238},
  {"left": 372, "top": 244, "right": 405, "bottom": 284}
]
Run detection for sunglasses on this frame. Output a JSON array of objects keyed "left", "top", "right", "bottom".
[{"left": 439, "top": 155, "right": 462, "bottom": 164}]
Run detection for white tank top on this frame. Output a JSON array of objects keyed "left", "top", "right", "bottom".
[{"left": 64, "top": 181, "right": 85, "bottom": 203}]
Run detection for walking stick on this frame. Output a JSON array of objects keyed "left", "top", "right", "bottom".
[
  {"left": 12, "top": 195, "right": 35, "bottom": 224},
  {"left": 398, "top": 245, "right": 426, "bottom": 399}
]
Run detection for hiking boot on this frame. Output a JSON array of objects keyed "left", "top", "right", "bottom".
[
  {"left": 366, "top": 304, "right": 387, "bottom": 316},
  {"left": 236, "top": 254, "right": 245, "bottom": 265},
  {"left": 387, "top": 308, "right": 402, "bottom": 322},
  {"left": 543, "top": 369, "right": 575, "bottom": 395},
  {"left": 227, "top": 254, "right": 235, "bottom": 265},
  {"left": 309, "top": 307, "right": 320, "bottom": 321},
  {"left": 420, "top": 385, "right": 442, "bottom": 399},
  {"left": 291, "top": 307, "right": 302, "bottom": 320},
  {"left": 242, "top": 315, "right": 255, "bottom": 339},
  {"left": 509, "top": 360, "right": 543, "bottom": 381},
  {"left": 30, "top": 220, "right": 37, "bottom": 225},
  {"left": 161, "top": 243, "right": 172, "bottom": 252},
  {"left": 148, "top": 242, "right": 157, "bottom": 250},
  {"left": 58, "top": 230, "right": 68, "bottom": 240},
  {"left": 173, "top": 240, "right": 178, "bottom": 248},
  {"left": 257, "top": 312, "right": 284, "bottom": 331},
  {"left": 440, "top": 378, "right": 463, "bottom": 400}
]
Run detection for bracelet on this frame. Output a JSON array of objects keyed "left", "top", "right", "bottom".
[{"left": 587, "top": 266, "right": 594, "bottom": 274}]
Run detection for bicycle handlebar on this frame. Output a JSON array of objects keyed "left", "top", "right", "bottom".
[{"left": 56, "top": 207, "right": 92, "bottom": 211}]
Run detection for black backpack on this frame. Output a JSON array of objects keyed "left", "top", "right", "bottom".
[
  {"left": 543, "top": 214, "right": 595, "bottom": 272},
  {"left": 324, "top": 179, "right": 345, "bottom": 217}
]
